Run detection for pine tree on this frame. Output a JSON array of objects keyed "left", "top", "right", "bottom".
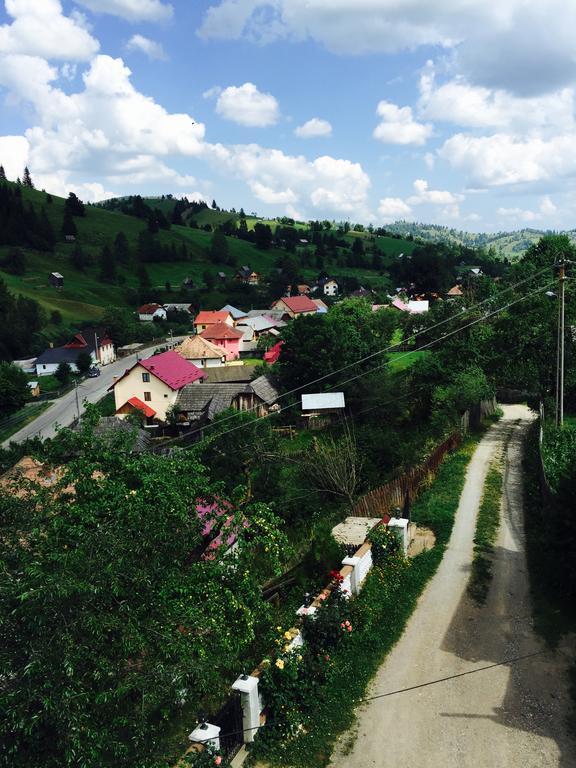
[
  {"left": 0, "top": 165, "right": 6, "bottom": 181},
  {"left": 22, "top": 166, "right": 34, "bottom": 188},
  {"left": 62, "top": 210, "right": 77, "bottom": 238},
  {"left": 99, "top": 244, "right": 116, "bottom": 283}
]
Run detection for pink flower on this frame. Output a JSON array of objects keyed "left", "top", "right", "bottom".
[
  {"left": 214, "top": 757, "right": 222, "bottom": 766},
  {"left": 340, "top": 622, "right": 345, "bottom": 629},
  {"left": 318, "top": 593, "right": 327, "bottom": 601},
  {"left": 345, "top": 621, "right": 351, "bottom": 627},
  {"left": 347, "top": 626, "right": 352, "bottom": 632}
]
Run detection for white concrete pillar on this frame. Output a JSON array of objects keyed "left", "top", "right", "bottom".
[
  {"left": 342, "top": 556, "right": 361, "bottom": 595},
  {"left": 232, "top": 675, "right": 260, "bottom": 744},
  {"left": 388, "top": 517, "right": 409, "bottom": 555},
  {"left": 189, "top": 722, "right": 221, "bottom": 750}
]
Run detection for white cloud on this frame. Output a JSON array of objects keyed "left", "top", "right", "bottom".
[
  {"left": 294, "top": 118, "right": 332, "bottom": 138},
  {"left": 407, "top": 179, "right": 462, "bottom": 206},
  {"left": 198, "top": 1, "right": 576, "bottom": 96},
  {"left": 0, "top": 135, "right": 29, "bottom": 180},
  {"left": 75, "top": 0, "right": 173, "bottom": 22},
  {"left": 540, "top": 195, "right": 557, "bottom": 216},
  {"left": 373, "top": 101, "right": 432, "bottom": 146},
  {"left": 0, "top": 0, "right": 99, "bottom": 60},
  {"left": 126, "top": 34, "right": 167, "bottom": 61},
  {"left": 215, "top": 82, "right": 280, "bottom": 127},
  {"left": 203, "top": 85, "right": 222, "bottom": 100},
  {"left": 424, "top": 152, "right": 435, "bottom": 170},
  {"left": 0, "top": 50, "right": 372, "bottom": 219},
  {"left": 438, "top": 132, "right": 576, "bottom": 187},
  {"left": 377, "top": 197, "right": 413, "bottom": 222},
  {"left": 497, "top": 206, "right": 539, "bottom": 223},
  {"left": 249, "top": 181, "right": 298, "bottom": 204},
  {"left": 419, "top": 64, "right": 576, "bottom": 132}
]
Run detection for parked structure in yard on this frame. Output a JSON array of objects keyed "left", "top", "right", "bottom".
[
  {"left": 301, "top": 392, "right": 346, "bottom": 427},
  {"left": 199, "top": 323, "right": 243, "bottom": 361},
  {"left": 137, "top": 303, "right": 167, "bottom": 322},
  {"left": 110, "top": 350, "right": 206, "bottom": 422},
  {"left": 48, "top": 272, "right": 64, "bottom": 289},
  {"left": 175, "top": 335, "right": 226, "bottom": 368},
  {"left": 194, "top": 310, "right": 234, "bottom": 334},
  {"left": 272, "top": 295, "right": 319, "bottom": 319}
]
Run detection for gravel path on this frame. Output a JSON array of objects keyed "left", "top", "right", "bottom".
[{"left": 330, "top": 405, "right": 576, "bottom": 768}]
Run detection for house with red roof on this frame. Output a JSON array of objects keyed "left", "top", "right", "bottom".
[
  {"left": 193, "top": 310, "right": 233, "bottom": 334},
  {"left": 272, "top": 295, "right": 319, "bottom": 319},
  {"left": 263, "top": 340, "right": 284, "bottom": 365},
  {"left": 137, "top": 303, "right": 167, "bottom": 322},
  {"left": 110, "top": 350, "right": 206, "bottom": 422},
  {"left": 200, "top": 322, "right": 243, "bottom": 361}
]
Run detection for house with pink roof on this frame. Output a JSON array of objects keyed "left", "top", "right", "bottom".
[{"left": 110, "top": 350, "right": 206, "bottom": 422}]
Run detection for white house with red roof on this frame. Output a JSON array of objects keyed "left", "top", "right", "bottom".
[
  {"left": 110, "top": 350, "right": 206, "bottom": 422},
  {"left": 137, "top": 303, "right": 167, "bottom": 322},
  {"left": 199, "top": 322, "right": 243, "bottom": 361},
  {"left": 272, "top": 295, "right": 319, "bottom": 319},
  {"left": 193, "top": 310, "right": 233, "bottom": 334}
]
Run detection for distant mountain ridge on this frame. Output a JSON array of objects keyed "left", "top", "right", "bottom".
[{"left": 385, "top": 221, "right": 576, "bottom": 259}]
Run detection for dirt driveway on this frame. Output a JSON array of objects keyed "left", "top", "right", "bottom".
[{"left": 330, "top": 405, "right": 576, "bottom": 768}]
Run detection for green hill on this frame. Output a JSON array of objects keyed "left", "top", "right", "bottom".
[{"left": 0, "top": 185, "right": 418, "bottom": 336}]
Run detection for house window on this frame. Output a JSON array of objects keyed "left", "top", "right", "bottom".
[
  {"left": 144, "top": 392, "right": 151, "bottom": 401},
  {"left": 142, "top": 372, "right": 150, "bottom": 382}
]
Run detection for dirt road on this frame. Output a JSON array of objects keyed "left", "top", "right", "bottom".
[{"left": 330, "top": 405, "right": 575, "bottom": 768}]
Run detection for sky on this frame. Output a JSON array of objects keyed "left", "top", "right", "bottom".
[{"left": 1, "top": 0, "right": 576, "bottom": 232}]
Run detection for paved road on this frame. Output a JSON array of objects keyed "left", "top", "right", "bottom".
[
  {"left": 3, "top": 340, "right": 183, "bottom": 447},
  {"left": 330, "top": 405, "right": 576, "bottom": 768}
]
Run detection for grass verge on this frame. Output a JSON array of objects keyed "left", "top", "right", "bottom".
[
  {"left": 467, "top": 458, "right": 504, "bottom": 603},
  {"left": 0, "top": 402, "right": 52, "bottom": 443},
  {"left": 248, "top": 434, "right": 481, "bottom": 768}
]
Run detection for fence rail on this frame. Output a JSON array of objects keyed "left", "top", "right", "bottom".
[{"left": 352, "top": 431, "right": 462, "bottom": 519}]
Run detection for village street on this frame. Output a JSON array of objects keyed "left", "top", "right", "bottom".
[
  {"left": 330, "top": 405, "right": 576, "bottom": 768},
  {"left": 2, "top": 339, "right": 184, "bottom": 448}
]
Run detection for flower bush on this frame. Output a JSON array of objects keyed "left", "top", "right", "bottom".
[
  {"left": 184, "top": 744, "right": 230, "bottom": 767},
  {"left": 301, "top": 579, "right": 351, "bottom": 654},
  {"left": 367, "top": 523, "right": 401, "bottom": 565}
]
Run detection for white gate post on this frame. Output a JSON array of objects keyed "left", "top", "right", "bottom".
[
  {"left": 232, "top": 675, "right": 260, "bottom": 743},
  {"left": 189, "top": 722, "right": 221, "bottom": 750}
]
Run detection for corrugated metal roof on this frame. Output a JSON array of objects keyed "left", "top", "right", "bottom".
[{"left": 301, "top": 392, "right": 345, "bottom": 411}]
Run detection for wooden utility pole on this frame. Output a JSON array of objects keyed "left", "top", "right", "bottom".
[{"left": 556, "top": 260, "right": 566, "bottom": 426}]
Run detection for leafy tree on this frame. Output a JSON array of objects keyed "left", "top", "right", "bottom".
[
  {"left": 64, "top": 191, "right": 85, "bottom": 217},
  {"left": 208, "top": 229, "right": 229, "bottom": 264},
  {"left": 0, "top": 361, "right": 29, "bottom": 416},
  {"left": 54, "top": 361, "right": 72, "bottom": 385},
  {"left": 98, "top": 244, "right": 116, "bottom": 283},
  {"left": 203, "top": 269, "right": 216, "bottom": 290},
  {"left": 254, "top": 222, "right": 273, "bottom": 250},
  {"left": 101, "top": 307, "right": 136, "bottom": 347},
  {"left": 50, "top": 310, "right": 62, "bottom": 325},
  {"left": 22, "top": 166, "right": 33, "bottom": 188},
  {"left": 70, "top": 243, "right": 88, "bottom": 271},
  {"left": 75, "top": 350, "right": 93, "bottom": 375},
  {"left": 0, "top": 414, "right": 287, "bottom": 768},
  {"left": 113, "top": 231, "right": 130, "bottom": 265},
  {"left": 61, "top": 210, "right": 77, "bottom": 238}
]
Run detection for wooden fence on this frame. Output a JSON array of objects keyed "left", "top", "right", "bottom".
[{"left": 352, "top": 431, "right": 462, "bottom": 519}]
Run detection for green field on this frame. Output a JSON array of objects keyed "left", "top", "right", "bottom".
[{"left": 388, "top": 350, "right": 430, "bottom": 370}]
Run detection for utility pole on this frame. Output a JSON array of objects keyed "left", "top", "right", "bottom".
[
  {"left": 74, "top": 378, "right": 80, "bottom": 421},
  {"left": 556, "top": 259, "right": 567, "bottom": 427}
]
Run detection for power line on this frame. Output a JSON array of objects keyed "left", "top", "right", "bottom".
[
  {"left": 188, "top": 278, "right": 555, "bottom": 447},
  {"left": 191, "top": 650, "right": 548, "bottom": 745}
]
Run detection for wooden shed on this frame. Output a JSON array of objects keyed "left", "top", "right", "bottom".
[{"left": 48, "top": 272, "right": 64, "bottom": 288}]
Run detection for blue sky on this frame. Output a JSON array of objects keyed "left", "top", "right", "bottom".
[{"left": 1, "top": 0, "right": 576, "bottom": 232}]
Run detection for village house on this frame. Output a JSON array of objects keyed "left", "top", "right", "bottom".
[
  {"left": 447, "top": 285, "right": 464, "bottom": 298},
  {"left": 199, "top": 323, "right": 243, "bottom": 361},
  {"left": 272, "top": 295, "right": 319, "bottom": 319},
  {"left": 297, "top": 284, "right": 311, "bottom": 295},
  {"left": 163, "top": 302, "right": 195, "bottom": 316},
  {"left": 110, "top": 350, "right": 206, "bottom": 422},
  {"left": 317, "top": 277, "right": 339, "bottom": 297},
  {"left": 263, "top": 340, "right": 284, "bottom": 364},
  {"left": 175, "top": 335, "right": 226, "bottom": 368},
  {"left": 235, "top": 266, "right": 261, "bottom": 285},
  {"left": 175, "top": 375, "right": 280, "bottom": 427},
  {"left": 35, "top": 329, "right": 115, "bottom": 376},
  {"left": 137, "top": 303, "right": 167, "bottom": 322},
  {"left": 220, "top": 304, "right": 248, "bottom": 324},
  {"left": 193, "top": 310, "right": 234, "bottom": 334}
]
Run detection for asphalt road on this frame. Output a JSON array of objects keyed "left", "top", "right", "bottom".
[
  {"left": 330, "top": 405, "right": 576, "bottom": 768},
  {"left": 3, "top": 340, "right": 184, "bottom": 447}
]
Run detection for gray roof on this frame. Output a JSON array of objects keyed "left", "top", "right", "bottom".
[
  {"left": 301, "top": 392, "right": 346, "bottom": 411},
  {"left": 203, "top": 365, "right": 257, "bottom": 384},
  {"left": 238, "top": 315, "right": 284, "bottom": 333},
  {"left": 176, "top": 375, "right": 279, "bottom": 421},
  {"left": 36, "top": 347, "right": 92, "bottom": 366},
  {"left": 220, "top": 304, "right": 248, "bottom": 320},
  {"left": 247, "top": 309, "right": 285, "bottom": 321},
  {"left": 251, "top": 375, "right": 280, "bottom": 405}
]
